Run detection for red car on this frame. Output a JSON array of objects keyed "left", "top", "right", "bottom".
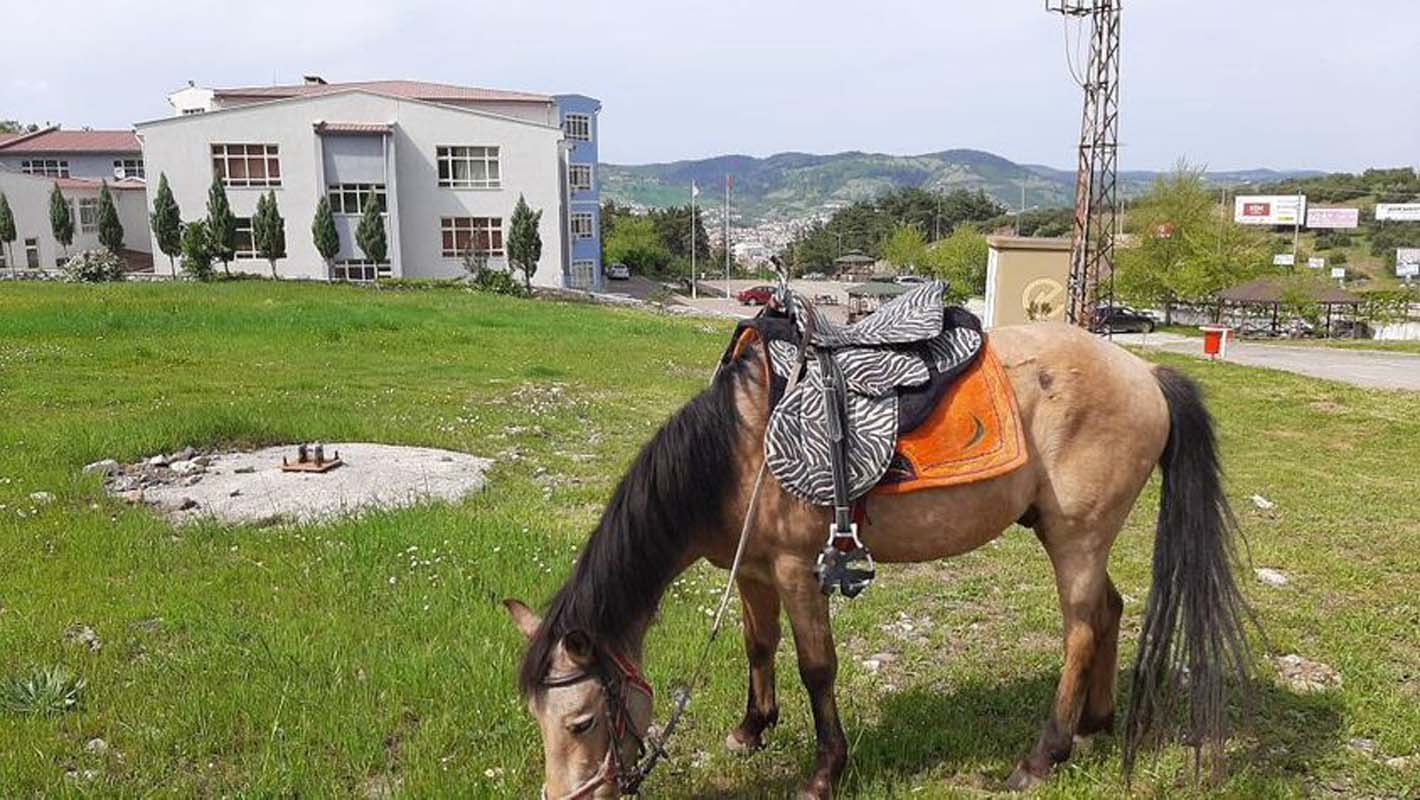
[{"left": 736, "top": 285, "right": 775, "bottom": 306}]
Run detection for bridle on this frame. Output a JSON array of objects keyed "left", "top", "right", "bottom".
[{"left": 539, "top": 650, "right": 655, "bottom": 799}]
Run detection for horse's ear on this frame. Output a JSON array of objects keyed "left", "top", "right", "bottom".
[
  {"left": 562, "top": 630, "right": 595, "bottom": 667},
  {"left": 502, "top": 598, "right": 541, "bottom": 639}
]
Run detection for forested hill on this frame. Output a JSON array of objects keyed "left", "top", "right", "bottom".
[{"left": 599, "top": 148, "right": 1321, "bottom": 223}]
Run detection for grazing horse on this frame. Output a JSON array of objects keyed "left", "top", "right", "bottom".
[{"left": 504, "top": 322, "right": 1251, "bottom": 798}]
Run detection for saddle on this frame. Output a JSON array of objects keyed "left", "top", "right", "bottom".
[{"left": 722, "top": 281, "right": 991, "bottom": 596}]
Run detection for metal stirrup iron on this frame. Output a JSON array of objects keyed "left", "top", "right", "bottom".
[{"left": 813, "top": 350, "right": 876, "bottom": 598}]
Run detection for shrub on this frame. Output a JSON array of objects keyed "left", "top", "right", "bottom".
[
  {"left": 61, "top": 249, "right": 125, "bottom": 283},
  {"left": 181, "top": 220, "right": 215, "bottom": 281},
  {"left": 1, "top": 665, "right": 85, "bottom": 716},
  {"left": 461, "top": 251, "right": 525, "bottom": 296}
]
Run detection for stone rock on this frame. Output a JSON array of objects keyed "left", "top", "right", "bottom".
[
  {"left": 1384, "top": 755, "right": 1415, "bottom": 770},
  {"left": 176, "top": 446, "right": 196, "bottom": 462},
  {"left": 193, "top": 455, "right": 212, "bottom": 467},
  {"left": 181, "top": 475, "right": 203, "bottom": 487},
  {"left": 1347, "top": 737, "right": 1376, "bottom": 754},
  {"left": 120, "top": 489, "right": 145, "bottom": 505},
  {"left": 29, "top": 491, "right": 54, "bottom": 505},
  {"left": 64, "top": 624, "right": 102, "bottom": 653},
  {"left": 85, "top": 738, "right": 109, "bottom": 755},
  {"left": 177, "top": 497, "right": 198, "bottom": 511},
  {"left": 233, "top": 466, "right": 256, "bottom": 474},
  {"left": 1255, "top": 567, "right": 1289, "bottom": 587},
  {"left": 1250, "top": 494, "right": 1276, "bottom": 511},
  {"left": 148, "top": 455, "right": 169, "bottom": 467},
  {"left": 82, "top": 459, "right": 120, "bottom": 476},
  {"left": 170, "top": 460, "right": 201, "bottom": 476},
  {"left": 1274, "top": 654, "right": 1342, "bottom": 693}
]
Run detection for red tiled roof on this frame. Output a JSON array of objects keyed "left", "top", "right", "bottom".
[
  {"left": 313, "top": 121, "right": 393, "bottom": 135},
  {"left": 0, "top": 127, "right": 141, "bottom": 154},
  {"left": 213, "top": 79, "right": 551, "bottom": 104}
]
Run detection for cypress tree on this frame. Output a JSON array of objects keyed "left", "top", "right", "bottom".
[
  {"left": 311, "top": 195, "right": 340, "bottom": 279},
  {"left": 49, "top": 184, "right": 74, "bottom": 258},
  {"left": 96, "top": 180, "right": 125, "bottom": 254},
  {"left": 355, "top": 189, "right": 387, "bottom": 264},
  {"left": 0, "top": 192, "right": 14, "bottom": 269},
  {"left": 149, "top": 173, "right": 183, "bottom": 277},
  {"left": 508, "top": 194, "right": 543, "bottom": 293},
  {"left": 252, "top": 190, "right": 286, "bottom": 279},
  {"left": 180, "top": 219, "right": 214, "bottom": 281},
  {"left": 206, "top": 174, "right": 236, "bottom": 276}
]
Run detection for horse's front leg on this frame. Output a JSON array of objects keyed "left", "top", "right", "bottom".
[
  {"left": 727, "top": 574, "right": 781, "bottom": 752},
  {"left": 775, "top": 556, "right": 848, "bottom": 799}
]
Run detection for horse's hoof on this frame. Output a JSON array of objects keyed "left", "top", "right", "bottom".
[
  {"left": 797, "top": 775, "right": 833, "bottom": 799},
  {"left": 725, "top": 729, "right": 762, "bottom": 754},
  {"left": 1005, "top": 764, "right": 1046, "bottom": 792}
]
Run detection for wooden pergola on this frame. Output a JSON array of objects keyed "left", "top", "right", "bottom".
[{"left": 1215, "top": 277, "right": 1363, "bottom": 338}]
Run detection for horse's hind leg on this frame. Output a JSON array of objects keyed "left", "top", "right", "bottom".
[
  {"left": 1007, "top": 528, "right": 1120, "bottom": 791},
  {"left": 727, "top": 574, "right": 781, "bottom": 753},
  {"left": 1079, "top": 575, "right": 1123, "bottom": 736}
]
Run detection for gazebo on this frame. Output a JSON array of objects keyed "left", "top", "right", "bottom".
[
  {"left": 846, "top": 281, "right": 910, "bottom": 322},
  {"left": 833, "top": 253, "right": 877, "bottom": 282},
  {"left": 1215, "top": 277, "right": 1363, "bottom": 338}
]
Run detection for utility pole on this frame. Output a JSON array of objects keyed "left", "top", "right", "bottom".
[
  {"left": 690, "top": 181, "right": 698, "bottom": 299},
  {"left": 724, "top": 174, "right": 732, "bottom": 297},
  {"left": 1049, "top": 0, "right": 1122, "bottom": 326}
]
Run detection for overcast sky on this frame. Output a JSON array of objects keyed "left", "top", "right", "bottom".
[{"left": 2, "top": 1, "right": 1415, "bottom": 171}]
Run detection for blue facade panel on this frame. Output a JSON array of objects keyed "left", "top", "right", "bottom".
[{"left": 553, "top": 94, "right": 602, "bottom": 291}]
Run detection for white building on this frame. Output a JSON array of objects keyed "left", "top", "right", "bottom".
[
  {"left": 136, "top": 78, "right": 598, "bottom": 285},
  {"left": 0, "top": 128, "right": 150, "bottom": 270}
]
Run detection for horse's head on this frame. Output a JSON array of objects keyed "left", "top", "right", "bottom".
[{"left": 505, "top": 599, "right": 654, "bottom": 799}]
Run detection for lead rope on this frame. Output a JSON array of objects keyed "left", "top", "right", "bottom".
[{"left": 629, "top": 291, "right": 812, "bottom": 793}]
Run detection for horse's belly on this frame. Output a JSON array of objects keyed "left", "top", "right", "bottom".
[{"left": 856, "top": 464, "right": 1036, "bottom": 562}]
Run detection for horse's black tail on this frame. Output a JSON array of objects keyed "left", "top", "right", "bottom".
[{"left": 1123, "top": 366, "right": 1255, "bottom": 781}]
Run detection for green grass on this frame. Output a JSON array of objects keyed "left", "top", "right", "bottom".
[{"left": 1, "top": 282, "right": 1417, "bottom": 798}]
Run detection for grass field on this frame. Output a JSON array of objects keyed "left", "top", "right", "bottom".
[{"left": 1, "top": 282, "right": 1417, "bottom": 798}]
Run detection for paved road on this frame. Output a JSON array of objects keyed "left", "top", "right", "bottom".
[{"left": 1114, "top": 332, "right": 1420, "bottom": 391}]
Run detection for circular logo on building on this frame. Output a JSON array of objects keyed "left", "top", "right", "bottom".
[{"left": 1021, "top": 278, "right": 1066, "bottom": 322}]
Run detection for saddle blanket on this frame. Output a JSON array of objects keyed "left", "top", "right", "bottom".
[
  {"left": 725, "top": 281, "right": 997, "bottom": 505},
  {"left": 872, "top": 344, "right": 1027, "bottom": 495}
]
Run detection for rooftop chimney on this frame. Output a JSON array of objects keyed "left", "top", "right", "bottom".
[{"left": 303, "top": 75, "right": 328, "bottom": 85}]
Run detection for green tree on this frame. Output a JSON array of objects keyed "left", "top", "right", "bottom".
[
  {"left": 507, "top": 194, "right": 543, "bottom": 293},
  {"left": 923, "top": 225, "right": 990, "bottom": 303},
  {"left": 206, "top": 175, "right": 237, "bottom": 276},
  {"left": 311, "top": 196, "right": 340, "bottom": 279},
  {"left": 354, "top": 189, "right": 387, "bottom": 264},
  {"left": 49, "top": 184, "right": 74, "bottom": 259},
  {"left": 0, "top": 192, "right": 14, "bottom": 268},
  {"left": 96, "top": 180, "right": 124, "bottom": 254},
  {"left": 881, "top": 224, "right": 928, "bottom": 272},
  {"left": 180, "top": 219, "right": 214, "bottom": 281},
  {"left": 604, "top": 214, "right": 672, "bottom": 275},
  {"left": 252, "top": 190, "right": 286, "bottom": 278},
  {"left": 149, "top": 174, "right": 182, "bottom": 277}
]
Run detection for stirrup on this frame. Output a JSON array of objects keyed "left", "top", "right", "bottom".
[{"left": 815, "top": 521, "right": 876, "bottom": 598}]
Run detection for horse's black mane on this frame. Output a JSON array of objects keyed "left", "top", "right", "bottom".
[{"left": 518, "top": 359, "right": 747, "bottom": 695}]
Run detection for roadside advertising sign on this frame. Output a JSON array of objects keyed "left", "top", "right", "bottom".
[
  {"left": 1273, "top": 253, "right": 1295, "bottom": 266},
  {"left": 1235, "top": 195, "right": 1307, "bottom": 225},
  {"left": 1397, "top": 248, "right": 1420, "bottom": 277},
  {"left": 1376, "top": 203, "right": 1420, "bottom": 222},
  {"left": 1307, "top": 256, "right": 1326, "bottom": 269},
  {"left": 1330, "top": 267, "right": 1346, "bottom": 279},
  {"left": 1305, "top": 207, "right": 1360, "bottom": 229}
]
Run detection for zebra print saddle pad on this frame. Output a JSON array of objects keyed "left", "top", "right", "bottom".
[{"left": 723, "top": 281, "right": 984, "bottom": 506}]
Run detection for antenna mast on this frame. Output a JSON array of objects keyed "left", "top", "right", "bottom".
[{"left": 1048, "top": 0, "right": 1122, "bottom": 325}]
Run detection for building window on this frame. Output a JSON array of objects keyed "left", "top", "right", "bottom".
[
  {"left": 328, "top": 183, "right": 386, "bottom": 214},
  {"left": 212, "top": 143, "right": 281, "bottom": 187},
  {"left": 332, "top": 259, "right": 390, "bottom": 282},
  {"left": 569, "top": 260, "right": 596, "bottom": 288},
  {"left": 78, "top": 198, "right": 99, "bottom": 234},
  {"left": 570, "top": 212, "right": 595, "bottom": 239},
  {"left": 440, "top": 217, "right": 504, "bottom": 258},
  {"left": 568, "top": 164, "right": 593, "bottom": 193},
  {"left": 25, "top": 238, "right": 40, "bottom": 269},
  {"left": 436, "top": 146, "right": 500, "bottom": 189},
  {"left": 232, "top": 217, "right": 257, "bottom": 259},
  {"left": 563, "top": 114, "right": 592, "bottom": 142},
  {"left": 113, "top": 159, "right": 145, "bottom": 179},
  {"left": 21, "top": 159, "right": 69, "bottom": 178}
]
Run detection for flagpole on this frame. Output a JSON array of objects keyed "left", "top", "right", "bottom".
[
  {"left": 690, "top": 181, "right": 697, "bottom": 299},
  {"left": 724, "top": 175, "right": 731, "bottom": 298}
]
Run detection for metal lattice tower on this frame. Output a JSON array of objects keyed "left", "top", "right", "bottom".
[{"left": 1049, "top": 0, "right": 1121, "bottom": 325}]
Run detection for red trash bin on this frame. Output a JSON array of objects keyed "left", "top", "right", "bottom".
[{"left": 1200, "top": 325, "right": 1231, "bottom": 359}]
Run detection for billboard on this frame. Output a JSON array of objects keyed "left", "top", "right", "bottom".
[
  {"left": 1398, "top": 248, "right": 1420, "bottom": 278},
  {"left": 1235, "top": 195, "right": 1306, "bottom": 226},
  {"left": 1306, "top": 207, "right": 1359, "bottom": 229},
  {"left": 1376, "top": 203, "right": 1420, "bottom": 222}
]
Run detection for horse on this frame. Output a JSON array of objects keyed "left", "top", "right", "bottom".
[{"left": 504, "top": 321, "right": 1252, "bottom": 799}]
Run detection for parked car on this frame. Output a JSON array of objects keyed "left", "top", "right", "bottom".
[
  {"left": 605, "top": 262, "right": 630, "bottom": 280},
  {"left": 1090, "top": 306, "right": 1156, "bottom": 333},
  {"left": 893, "top": 275, "right": 928, "bottom": 285},
  {"left": 736, "top": 285, "right": 776, "bottom": 306}
]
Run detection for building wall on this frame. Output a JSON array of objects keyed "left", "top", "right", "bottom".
[
  {"left": 0, "top": 152, "right": 143, "bottom": 181},
  {"left": 137, "top": 91, "right": 567, "bottom": 284},
  {"left": 554, "top": 94, "right": 602, "bottom": 291},
  {"left": 0, "top": 170, "right": 148, "bottom": 268}
]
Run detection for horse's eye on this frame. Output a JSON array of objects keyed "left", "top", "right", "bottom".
[{"left": 567, "top": 716, "right": 597, "bottom": 735}]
